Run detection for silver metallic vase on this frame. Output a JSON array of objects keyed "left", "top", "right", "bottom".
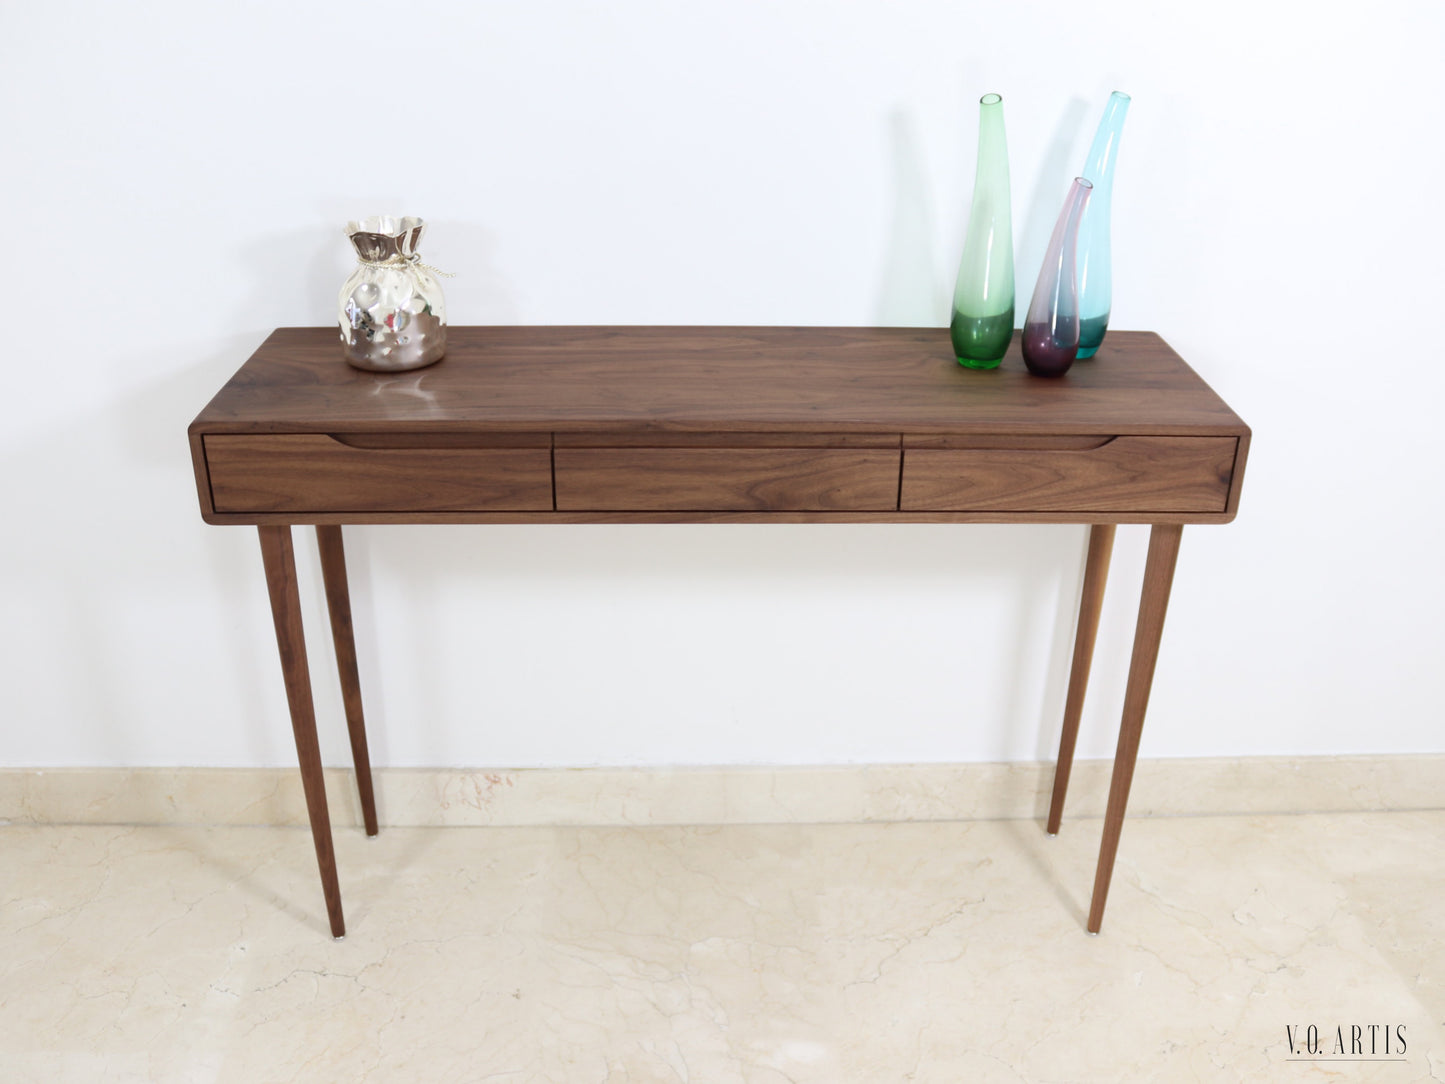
[{"left": 338, "top": 216, "right": 447, "bottom": 371}]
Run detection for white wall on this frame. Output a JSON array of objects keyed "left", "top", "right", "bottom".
[{"left": 3, "top": 1, "right": 1441, "bottom": 769}]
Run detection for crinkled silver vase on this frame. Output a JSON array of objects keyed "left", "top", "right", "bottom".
[{"left": 338, "top": 216, "right": 447, "bottom": 371}]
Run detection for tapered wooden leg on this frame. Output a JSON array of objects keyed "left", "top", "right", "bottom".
[
  {"left": 1087, "top": 523, "right": 1182, "bottom": 934},
  {"left": 258, "top": 526, "right": 346, "bottom": 939},
  {"left": 316, "top": 526, "right": 379, "bottom": 837},
  {"left": 1047, "top": 524, "right": 1116, "bottom": 835}
]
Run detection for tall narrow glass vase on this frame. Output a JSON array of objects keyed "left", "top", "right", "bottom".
[
  {"left": 1022, "top": 177, "right": 1092, "bottom": 378},
  {"left": 1076, "top": 91, "right": 1130, "bottom": 358},
  {"left": 950, "top": 93, "right": 1014, "bottom": 369}
]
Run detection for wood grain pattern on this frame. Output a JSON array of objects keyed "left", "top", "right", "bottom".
[
  {"left": 191, "top": 326, "right": 1251, "bottom": 526},
  {"left": 199, "top": 509, "right": 1240, "bottom": 527},
  {"left": 189, "top": 326, "right": 1251, "bottom": 937},
  {"left": 1087, "top": 523, "right": 1183, "bottom": 935},
  {"left": 1047, "top": 524, "right": 1116, "bottom": 835},
  {"left": 1225, "top": 430, "right": 1251, "bottom": 519},
  {"left": 555, "top": 447, "right": 901, "bottom": 511},
  {"left": 900, "top": 437, "right": 1236, "bottom": 513},
  {"left": 206, "top": 434, "right": 553, "bottom": 513},
  {"left": 188, "top": 429, "right": 215, "bottom": 519},
  {"left": 902, "top": 434, "right": 1113, "bottom": 450},
  {"left": 316, "top": 526, "right": 378, "bottom": 838},
  {"left": 555, "top": 432, "right": 900, "bottom": 448},
  {"left": 190, "top": 327, "right": 1251, "bottom": 438},
  {"left": 331, "top": 432, "right": 549, "bottom": 449},
  {"left": 257, "top": 525, "right": 346, "bottom": 938}
]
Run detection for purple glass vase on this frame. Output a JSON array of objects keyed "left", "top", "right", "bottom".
[{"left": 1022, "top": 177, "right": 1093, "bottom": 377}]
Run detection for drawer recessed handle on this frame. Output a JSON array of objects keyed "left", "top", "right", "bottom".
[
  {"left": 904, "top": 435, "right": 1117, "bottom": 451},
  {"left": 328, "top": 433, "right": 549, "bottom": 450}
]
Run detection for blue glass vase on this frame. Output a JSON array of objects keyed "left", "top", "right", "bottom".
[{"left": 1076, "top": 91, "right": 1130, "bottom": 359}]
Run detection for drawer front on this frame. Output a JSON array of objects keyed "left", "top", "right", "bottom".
[
  {"left": 206, "top": 434, "right": 553, "bottom": 513},
  {"left": 900, "top": 436, "right": 1237, "bottom": 513},
  {"left": 554, "top": 447, "right": 901, "bottom": 511}
]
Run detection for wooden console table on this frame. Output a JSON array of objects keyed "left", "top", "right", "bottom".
[{"left": 188, "top": 326, "right": 1249, "bottom": 937}]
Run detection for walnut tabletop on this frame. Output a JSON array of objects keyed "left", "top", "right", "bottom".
[
  {"left": 188, "top": 325, "right": 1250, "bottom": 938},
  {"left": 189, "top": 326, "right": 1249, "bottom": 527},
  {"left": 194, "top": 325, "right": 1243, "bottom": 435}
]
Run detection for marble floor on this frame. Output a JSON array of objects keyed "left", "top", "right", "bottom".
[{"left": 2, "top": 812, "right": 1442, "bottom": 1082}]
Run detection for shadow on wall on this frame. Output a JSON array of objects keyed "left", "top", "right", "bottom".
[
  {"left": 876, "top": 108, "right": 946, "bottom": 327},
  {"left": 345, "top": 521, "right": 1093, "bottom": 765},
  {"left": 275, "top": 200, "right": 528, "bottom": 326},
  {"left": 1016, "top": 96, "right": 1090, "bottom": 310},
  {"left": 423, "top": 219, "right": 524, "bottom": 324},
  {"left": 232, "top": 223, "right": 354, "bottom": 329},
  {"left": 0, "top": 337, "right": 288, "bottom": 765},
  {"left": 0, "top": 326, "right": 1108, "bottom": 769},
  {"left": 4, "top": 189, "right": 1115, "bottom": 768},
  {"left": 0, "top": 210, "right": 523, "bottom": 768},
  {"left": 228, "top": 203, "right": 523, "bottom": 332},
  {"left": 875, "top": 95, "right": 1091, "bottom": 331},
  {"left": 0, "top": 332, "right": 1102, "bottom": 766}
]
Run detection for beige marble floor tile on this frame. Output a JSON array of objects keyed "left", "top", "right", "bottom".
[
  {"left": 5, "top": 756, "right": 1445, "bottom": 828},
  {"left": 2, "top": 813, "right": 1443, "bottom": 1082}
]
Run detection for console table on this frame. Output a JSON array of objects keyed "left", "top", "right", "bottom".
[{"left": 188, "top": 326, "right": 1249, "bottom": 937}]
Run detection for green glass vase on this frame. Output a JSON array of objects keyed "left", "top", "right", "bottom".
[{"left": 950, "top": 93, "right": 1014, "bottom": 369}]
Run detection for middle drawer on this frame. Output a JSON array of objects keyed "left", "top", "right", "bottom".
[{"left": 554, "top": 440, "right": 901, "bottom": 512}]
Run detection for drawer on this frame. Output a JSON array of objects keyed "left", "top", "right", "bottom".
[
  {"left": 900, "top": 436, "right": 1237, "bottom": 513},
  {"left": 554, "top": 446, "right": 901, "bottom": 511},
  {"left": 205, "top": 434, "right": 553, "bottom": 513}
]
